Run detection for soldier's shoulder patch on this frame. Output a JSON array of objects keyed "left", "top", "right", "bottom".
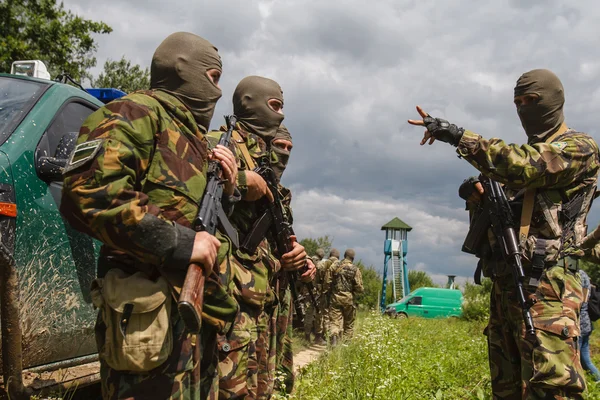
[
  {"left": 63, "top": 139, "right": 104, "bottom": 174},
  {"left": 551, "top": 141, "right": 569, "bottom": 151}
]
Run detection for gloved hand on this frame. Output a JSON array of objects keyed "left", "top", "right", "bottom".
[
  {"left": 458, "top": 176, "right": 481, "bottom": 201},
  {"left": 422, "top": 116, "right": 464, "bottom": 146},
  {"left": 408, "top": 105, "right": 465, "bottom": 147}
]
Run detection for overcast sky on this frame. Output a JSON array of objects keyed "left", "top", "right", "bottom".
[{"left": 63, "top": 0, "right": 600, "bottom": 287}]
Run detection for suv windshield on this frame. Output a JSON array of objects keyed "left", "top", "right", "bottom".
[{"left": 0, "top": 76, "right": 48, "bottom": 137}]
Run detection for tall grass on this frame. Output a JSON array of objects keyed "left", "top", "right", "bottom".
[
  {"left": 290, "top": 312, "right": 600, "bottom": 399},
  {"left": 292, "top": 313, "right": 490, "bottom": 399}
]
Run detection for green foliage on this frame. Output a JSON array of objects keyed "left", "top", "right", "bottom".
[
  {"left": 461, "top": 278, "right": 492, "bottom": 322},
  {"left": 293, "top": 313, "right": 492, "bottom": 399},
  {"left": 355, "top": 261, "right": 380, "bottom": 309},
  {"left": 0, "top": 0, "right": 112, "bottom": 81},
  {"left": 93, "top": 56, "right": 150, "bottom": 92},
  {"left": 408, "top": 270, "right": 434, "bottom": 291},
  {"left": 581, "top": 259, "right": 600, "bottom": 284},
  {"left": 299, "top": 235, "right": 333, "bottom": 257}
]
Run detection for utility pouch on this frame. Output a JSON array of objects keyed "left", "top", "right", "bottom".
[{"left": 91, "top": 268, "right": 173, "bottom": 372}]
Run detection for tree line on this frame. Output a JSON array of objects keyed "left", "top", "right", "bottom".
[{"left": 1, "top": 0, "right": 149, "bottom": 92}]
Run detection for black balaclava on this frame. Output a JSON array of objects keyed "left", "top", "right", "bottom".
[
  {"left": 151, "top": 32, "right": 222, "bottom": 132},
  {"left": 233, "top": 76, "right": 284, "bottom": 141},
  {"left": 271, "top": 124, "right": 292, "bottom": 182},
  {"left": 514, "top": 69, "right": 565, "bottom": 143}
]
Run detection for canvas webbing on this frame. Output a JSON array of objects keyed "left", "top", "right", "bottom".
[
  {"left": 519, "top": 123, "right": 569, "bottom": 245},
  {"left": 232, "top": 129, "right": 257, "bottom": 170}
]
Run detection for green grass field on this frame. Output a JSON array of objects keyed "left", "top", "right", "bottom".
[{"left": 289, "top": 313, "right": 600, "bottom": 400}]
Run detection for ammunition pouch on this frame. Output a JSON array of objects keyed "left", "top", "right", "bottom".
[{"left": 91, "top": 268, "right": 172, "bottom": 372}]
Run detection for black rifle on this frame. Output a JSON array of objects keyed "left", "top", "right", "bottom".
[
  {"left": 240, "top": 164, "right": 318, "bottom": 323},
  {"left": 178, "top": 115, "right": 240, "bottom": 333},
  {"left": 462, "top": 176, "right": 536, "bottom": 336}
]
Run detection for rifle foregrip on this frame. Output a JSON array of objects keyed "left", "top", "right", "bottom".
[{"left": 178, "top": 263, "right": 205, "bottom": 333}]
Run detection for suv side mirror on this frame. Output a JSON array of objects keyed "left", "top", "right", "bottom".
[{"left": 36, "top": 132, "right": 78, "bottom": 182}]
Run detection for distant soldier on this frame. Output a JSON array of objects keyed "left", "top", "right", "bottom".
[
  {"left": 303, "top": 248, "right": 325, "bottom": 342},
  {"left": 320, "top": 248, "right": 340, "bottom": 341},
  {"left": 328, "top": 249, "right": 363, "bottom": 345}
]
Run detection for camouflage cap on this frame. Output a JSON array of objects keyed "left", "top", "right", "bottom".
[
  {"left": 344, "top": 249, "right": 355, "bottom": 261},
  {"left": 316, "top": 248, "right": 325, "bottom": 258}
]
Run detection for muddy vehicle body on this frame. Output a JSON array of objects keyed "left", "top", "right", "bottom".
[{"left": 0, "top": 71, "right": 123, "bottom": 398}]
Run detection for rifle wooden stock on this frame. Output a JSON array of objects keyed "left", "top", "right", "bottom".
[
  {"left": 177, "top": 115, "right": 237, "bottom": 333},
  {"left": 178, "top": 263, "right": 206, "bottom": 334}
]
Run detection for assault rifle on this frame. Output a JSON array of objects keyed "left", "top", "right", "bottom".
[
  {"left": 178, "top": 115, "right": 240, "bottom": 333},
  {"left": 462, "top": 175, "right": 536, "bottom": 336},
  {"left": 240, "top": 164, "right": 318, "bottom": 323}
]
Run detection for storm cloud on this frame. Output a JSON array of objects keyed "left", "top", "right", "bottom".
[{"left": 64, "top": 0, "right": 600, "bottom": 285}]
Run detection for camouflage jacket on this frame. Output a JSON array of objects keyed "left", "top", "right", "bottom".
[
  {"left": 321, "top": 257, "right": 340, "bottom": 297},
  {"left": 458, "top": 128, "right": 600, "bottom": 273},
  {"left": 329, "top": 259, "right": 363, "bottom": 306},
  {"left": 61, "top": 90, "right": 237, "bottom": 330}
]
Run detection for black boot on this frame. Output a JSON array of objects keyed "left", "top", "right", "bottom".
[{"left": 330, "top": 334, "right": 338, "bottom": 347}]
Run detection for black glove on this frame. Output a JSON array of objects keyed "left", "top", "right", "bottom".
[
  {"left": 423, "top": 115, "right": 464, "bottom": 146},
  {"left": 458, "top": 176, "right": 480, "bottom": 201}
]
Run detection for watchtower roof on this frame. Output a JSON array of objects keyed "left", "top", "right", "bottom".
[{"left": 380, "top": 217, "right": 412, "bottom": 231}]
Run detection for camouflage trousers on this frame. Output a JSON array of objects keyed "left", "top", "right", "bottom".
[
  {"left": 314, "top": 297, "right": 328, "bottom": 337},
  {"left": 256, "top": 305, "right": 277, "bottom": 399},
  {"left": 217, "top": 308, "right": 259, "bottom": 399},
  {"left": 486, "top": 265, "right": 586, "bottom": 399},
  {"left": 97, "top": 302, "right": 216, "bottom": 400},
  {"left": 303, "top": 299, "right": 317, "bottom": 337},
  {"left": 274, "top": 287, "right": 294, "bottom": 393},
  {"left": 329, "top": 303, "right": 356, "bottom": 339}
]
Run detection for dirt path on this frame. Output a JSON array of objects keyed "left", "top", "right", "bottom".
[{"left": 294, "top": 342, "right": 327, "bottom": 372}]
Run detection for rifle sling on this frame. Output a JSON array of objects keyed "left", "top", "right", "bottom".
[
  {"left": 232, "top": 129, "right": 257, "bottom": 170},
  {"left": 518, "top": 123, "right": 569, "bottom": 247}
]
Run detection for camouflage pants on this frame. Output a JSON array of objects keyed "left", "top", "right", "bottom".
[
  {"left": 274, "top": 287, "right": 294, "bottom": 393},
  {"left": 256, "top": 306, "right": 277, "bottom": 399},
  {"left": 329, "top": 303, "right": 356, "bottom": 338},
  {"left": 97, "top": 301, "right": 209, "bottom": 400},
  {"left": 217, "top": 308, "right": 260, "bottom": 399},
  {"left": 314, "top": 297, "right": 328, "bottom": 337},
  {"left": 486, "top": 265, "right": 586, "bottom": 399},
  {"left": 303, "top": 299, "right": 317, "bottom": 337}
]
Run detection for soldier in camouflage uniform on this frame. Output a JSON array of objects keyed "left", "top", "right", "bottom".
[
  {"left": 328, "top": 249, "right": 363, "bottom": 344},
  {"left": 409, "top": 69, "right": 600, "bottom": 399},
  {"left": 319, "top": 248, "right": 340, "bottom": 341},
  {"left": 261, "top": 124, "right": 298, "bottom": 395},
  {"left": 303, "top": 248, "right": 325, "bottom": 343},
  {"left": 61, "top": 32, "right": 240, "bottom": 400},
  {"left": 208, "top": 78, "right": 314, "bottom": 399}
]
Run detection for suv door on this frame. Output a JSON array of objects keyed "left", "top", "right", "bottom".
[{"left": 17, "top": 99, "right": 99, "bottom": 368}]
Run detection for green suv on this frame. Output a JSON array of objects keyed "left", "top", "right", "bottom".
[{"left": 0, "top": 73, "right": 114, "bottom": 397}]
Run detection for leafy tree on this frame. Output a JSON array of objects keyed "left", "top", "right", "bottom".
[
  {"left": 93, "top": 56, "right": 150, "bottom": 92},
  {"left": 581, "top": 260, "right": 600, "bottom": 284},
  {"left": 355, "top": 261, "right": 381, "bottom": 309},
  {"left": 0, "top": 0, "right": 112, "bottom": 81},
  {"left": 299, "top": 235, "right": 333, "bottom": 257},
  {"left": 408, "top": 270, "right": 434, "bottom": 291}
]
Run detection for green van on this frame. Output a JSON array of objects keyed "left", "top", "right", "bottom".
[{"left": 384, "top": 287, "right": 463, "bottom": 319}]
